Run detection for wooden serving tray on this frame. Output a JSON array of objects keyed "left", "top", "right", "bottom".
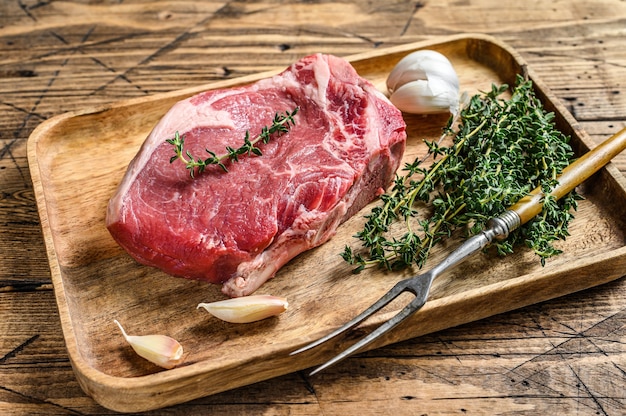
[{"left": 27, "top": 34, "right": 626, "bottom": 413}]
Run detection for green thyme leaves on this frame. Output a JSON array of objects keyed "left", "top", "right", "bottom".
[
  {"left": 168, "top": 107, "right": 299, "bottom": 177},
  {"left": 343, "top": 76, "right": 580, "bottom": 273}
]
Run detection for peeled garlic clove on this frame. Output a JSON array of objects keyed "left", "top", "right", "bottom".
[
  {"left": 386, "top": 49, "right": 460, "bottom": 115},
  {"left": 197, "top": 295, "right": 288, "bottom": 323},
  {"left": 114, "top": 320, "right": 183, "bottom": 369}
]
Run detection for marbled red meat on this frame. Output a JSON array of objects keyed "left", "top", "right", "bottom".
[{"left": 106, "top": 53, "right": 407, "bottom": 297}]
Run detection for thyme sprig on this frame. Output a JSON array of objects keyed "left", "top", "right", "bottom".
[
  {"left": 168, "top": 107, "right": 299, "bottom": 177},
  {"left": 343, "top": 76, "right": 581, "bottom": 273}
]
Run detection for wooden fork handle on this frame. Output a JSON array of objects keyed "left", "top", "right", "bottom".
[{"left": 508, "top": 127, "right": 626, "bottom": 225}]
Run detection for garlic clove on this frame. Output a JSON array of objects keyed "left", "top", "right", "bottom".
[
  {"left": 390, "top": 79, "right": 459, "bottom": 115},
  {"left": 114, "top": 320, "right": 184, "bottom": 369},
  {"left": 387, "top": 50, "right": 458, "bottom": 92},
  {"left": 387, "top": 65, "right": 428, "bottom": 94},
  {"left": 386, "top": 49, "right": 460, "bottom": 115},
  {"left": 425, "top": 73, "right": 459, "bottom": 99},
  {"left": 197, "top": 295, "right": 288, "bottom": 323}
]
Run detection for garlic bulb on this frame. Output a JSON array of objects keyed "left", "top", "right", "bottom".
[
  {"left": 198, "top": 295, "right": 288, "bottom": 323},
  {"left": 386, "top": 50, "right": 460, "bottom": 115},
  {"left": 114, "top": 320, "right": 184, "bottom": 369}
]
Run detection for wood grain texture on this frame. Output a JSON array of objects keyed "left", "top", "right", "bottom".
[{"left": 1, "top": 0, "right": 626, "bottom": 414}]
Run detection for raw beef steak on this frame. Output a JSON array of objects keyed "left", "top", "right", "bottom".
[{"left": 106, "top": 53, "right": 407, "bottom": 297}]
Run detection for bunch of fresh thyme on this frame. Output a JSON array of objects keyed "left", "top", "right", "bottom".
[
  {"left": 167, "top": 107, "right": 299, "bottom": 177},
  {"left": 342, "top": 75, "right": 582, "bottom": 272}
]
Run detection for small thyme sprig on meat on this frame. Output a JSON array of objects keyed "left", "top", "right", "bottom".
[
  {"left": 167, "top": 107, "right": 299, "bottom": 177},
  {"left": 342, "top": 76, "right": 580, "bottom": 273}
]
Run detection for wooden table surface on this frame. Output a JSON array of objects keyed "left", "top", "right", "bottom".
[{"left": 1, "top": 1, "right": 625, "bottom": 414}]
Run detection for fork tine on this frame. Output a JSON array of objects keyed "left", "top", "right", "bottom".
[
  {"left": 308, "top": 295, "right": 426, "bottom": 375},
  {"left": 290, "top": 279, "right": 410, "bottom": 356}
]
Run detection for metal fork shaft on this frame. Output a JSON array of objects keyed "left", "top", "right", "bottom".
[{"left": 429, "top": 210, "right": 520, "bottom": 277}]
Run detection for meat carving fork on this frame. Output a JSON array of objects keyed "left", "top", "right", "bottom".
[{"left": 291, "top": 126, "right": 626, "bottom": 375}]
